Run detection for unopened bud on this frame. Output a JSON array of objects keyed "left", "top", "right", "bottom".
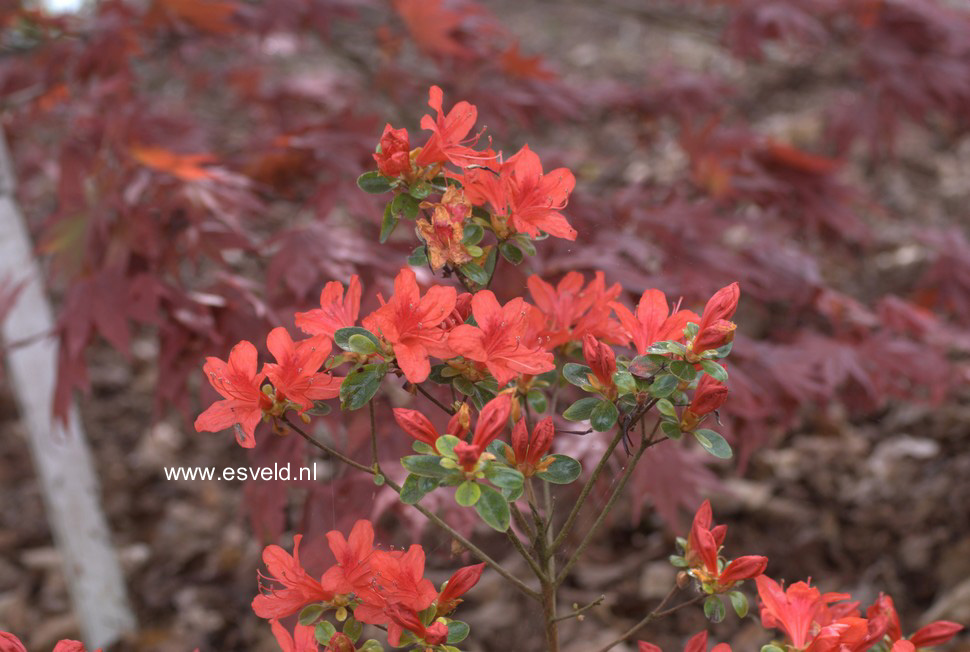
[{"left": 677, "top": 571, "right": 691, "bottom": 589}]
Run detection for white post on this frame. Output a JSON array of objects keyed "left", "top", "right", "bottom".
[{"left": 0, "top": 132, "right": 136, "bottom": 647}]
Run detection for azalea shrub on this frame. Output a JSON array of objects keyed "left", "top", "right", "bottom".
[{"left": 190, "top": 89, "right": 961, "bottom": 651}]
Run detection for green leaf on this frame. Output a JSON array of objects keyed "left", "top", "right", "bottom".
[
  {"left": 693, "top": 429, "right": 733, "bottom": 459},
  {"left": 649, "top": 374, "right": 680, "bottom": 398},
  {"left": 299, "top": 604, "right": 325, "bottom": 625},
  {"left": 613, "top": 370, "right": 637, "bottom": 395},
  {"left": 563, "top": 397, "right": 601, "bottom": 421},
  {"left": 628, "top": 353, "right": 667, "bottom": 378},
  {"left": 453, "top": 376, "right": 475, "bottom": 396},
  {"left": 408, "top": 245, "right": 428, "bottom": 267},
  {"left": 499, "top": 241, "right": 524, "bottom": 264},
  {"left": 435, "top": 434, "right": 463, "bottom": 459},
  {"left": 412, "top": 441, "right": 435, "bottom": 454},
  {"left": 347, "top": 333, "right": 378, "bottom": 355},
  {"left": 669, "top": 360, "right": 697, "bottom": 383},
  {"left": 447, "top": 621, "right": 470, "bottom": 644},
  {"left": 513, "top": 235, "right": 537, "bottom": 256},
  {"left": 484, "top": 464, "right": 524, "bottom": 491},
  {"left": 390, "top": 192, "right": 420, "bottom": 219},
  {"left": 669, "top": 554, "right": 688, "bottom": 568},
  {"left": 455, "top": 481, "right": 481, "bottom": 507},
  {"left": 462, "top": 223, "right": 484, "bottom": 246},
  {"left": 399, "top": 474, "right": 432, "bottom": 504},
  {"left": 660, "top": 421, "right": 683, "bottom": 440},
  {"left": 307, "top": 400, "right": 332, "bottom": 416},
  {"left": 401, "top": 455, "right": 449, "bottom": 478},
  {"left": 562, "top": 363, "right": 593, "bottom": 388},
  {"left": 334, "top": 327, "right": 381, "bottom": 352},
  {"left": 339, "top": 368, "right": 384, "bottom": 410},
  {"left": 761, "top": 646, "right": 786, "bottom": 652},
  {"left": 379, "top": 202, "right": 398, "bottom": 243},
  {"left": 536, "top": 454, "right": 582, "bottom": 484},
  {"left": 526, "top": 389, "right": 547, "bottom": 413},
  {"left": 590, "top": 399, "right": 619, "bottom": 432},
  {"left": 704, "top": 595, "right": 726, "bottom": 623},
  {"left": 357, "top": 171, "right": 393, "bottom": 193},
  {"left": 343, "top": 617, "right": 363, "bottom": 643},
  {"left": 729, "top": 590, "right": 749, "bottom": 619},
  {"left": 655, "top": 398, "right": 678, "bottom": 419},
  {"left": 465, "top": 244, "right": 484, "bottom": 258},
  {"left": 700, "top": 359, "right": 729, "bottom": 382},
  {"left": 315, "top": 621, "right": 337, "bottom": 645},
  {"left": 474, "top": 484, "right": 510, "bottom": 531},
  {"left": 646, "top": 340, "right": 687, "bottom": 356},
  {"left": 459, "top": 261, "right": 490, "bottom": 286},
  {"left": 409, "top": 180, "right": 433, "bottom": 199},
  {"left": 373, "top": 473, "right": 385, "bottom": 486}
]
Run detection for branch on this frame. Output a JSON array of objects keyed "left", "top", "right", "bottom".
[
  {"left": 553, "top": 594, "right": 605, "bottom": 623},
  {"left": 555, "top": 429, "right": 667, "bottom": 586},
  {"left": 409, "top": 381, "right": 456, "bottom": 415},
  {"left": 592, "top": 588, "right": 704, "bottom": 652},
  {"left": 282, "top": 415, "right": 541, "bottom": 601}
]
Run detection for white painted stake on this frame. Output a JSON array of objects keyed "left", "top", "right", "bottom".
[{"left": 0, "top": 133, "right": 136, "bottom": 647}]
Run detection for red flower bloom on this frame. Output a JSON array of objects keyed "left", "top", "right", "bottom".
[
  {"left": 392, "top": 406, "right": 470, "bottom": 451},
  {"left": 436, "top": 563, "right": 485, "bottom": 615},
  {"left": 295, "top": 275, "right": 362, "bottom": 340},
  {"left": 452, "top": 394, "right": 513, "bottom": 471},
  {"left": 612, "top": 288, "right": 700, "bottom": 355},
  {"left": 681, "top": 374, "right": 728, "bottom": 431},
  {"left": 385, "top": 604, "right": 449, "bottom": 646},
  {"left": 252, "top": 535, "right": 332, "bottom": 620},
  {"left": 685, "top": 500, "right": 766, "bottom": 592},
  {"left": 448, "top": 290, "right": 554, "bottom": 385},
  {"left": 871, "top": 593, "right": 964, "bottom": 650},
  {"left": 374, "top": 124, "right": 411, "bottom": 179},
  {"left": 583, "top": 333, "right": 617, "bottom": 393},
  {"left": 527, "top": 271, "right": 625, "bottom": 348},
  {"left": 639, "top": 631, "right": 731, "bottom": 652},
  {"left": 320, "top": 519, "right": 375, "bottom": 598},
  {"left": 416, "top": 187, "right": 474, "bottom": 271},
  {"left": 508, "top": 416, "right": 555, "bottom": 475},
  {"left": 689, "top": 283, "right": 740, "bottom": 359},
  {"left": 756, "top": 576, "right": 856, "bottom": 649},
  {"left": 194, "top": 340, "right": 271, "bottom": 448},
  {"left": 353, "top": 545, "right": 438, "bottom": 644},
  {"left": 414, "top": 85, "right": 487, "bottom": 168},
  {"left": 262, "top": 328, "right": 341, "bottom": 411},
  {"left": 362, "top": 267, "right": 457, "bottom": 383},
  {"left": 269, "top": 620, "right": 319, "bottom": 652},
  {"left": 461, "top": 144, "right": 577, "bottom": 240}
]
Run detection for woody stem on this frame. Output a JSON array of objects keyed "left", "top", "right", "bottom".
[
  {"left": 555, "top": 420, "right": 666, "bottom": 587},
  {"left": 409, "top": 380, "right": 456, "bottom": 415},
  {"left": 283, "top": 415, "right": 541, "bottom": 601},
  {"left": 592, "top": 587, "right": 703, "bottom": 652}
]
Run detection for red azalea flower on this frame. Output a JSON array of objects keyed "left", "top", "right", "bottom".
[
  {"left": 262, "top": 327, "right": 341, "bottom": 411},
  {"left": 392, "top": 405, "right": 471, "bottom": 451},
  {"left": 385, "top": 604, "right": 449, "bottom": 646},
  {"left": 681, "top": 374, "right": 728, "bottom": 431},
  {"left": 353, "top": 546, "right": 439, "bottom": 644},
  {"left": 611, "top": 288, "right": 700, "bottom": 355},
  {"left": 414, "top": 85, "right": 488, "bottom": 168},
  {"left": 416, "top": 187, "right": 474, "bottom": 271},
  {"left": 363, "top": 267, "right": 457, "bottom": 383},
  {"left": 448, "top": 290, "right": 554, "bottom": 385},
  {"left": 374, "top": 124, "right": 411, "bottom": 179},
  {"left": 452, "top": 394, "right": 513, "bottom": 471},
  {"left": 756, "top": 576, "right": 856, "bottom": 649},
  {"left": 461, "top": 144, "right": 577, "bottom": 241},
  {"left": 252, "top": 535, "right": 332, "bottom": 620},
  {"left": 583, "top": 333, "right": 617, "bottom": 394},
  {"left": 871, "top": 594, "right": 964, "bottom": 650},
  {"left": 436, "top": 563, "right": 485, "bottom": 615},
  {"left": 689, "top": 283, "right": 740, "bottom": 359},
  {"left": 508, "top": 416, "right": 555, "bottom": 475},
  {"left": 295, "top": 275, "right": 362, "bottom": 340},
  {"left": 639, "top": 631, "right": 731, "bottom": 652},
  {"left": 269, "top": 619, "right": 319, "bottom": 652},
  {"left": 909, "top": 621, "right": 964, "bottom": 648},
  {"left": 194, "top": 339, "right": 271, "bottom": 448},
  {"left": 320, "top": 519, "right": 376, "bottom": 598},
  {"left": 685, "top": 500, "right": 766, "bottom": 592},
  {"left": 527, "top": 271, "right": 625, "bottom": 348}
]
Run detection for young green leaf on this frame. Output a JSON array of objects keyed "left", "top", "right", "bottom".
[
  {"left": 474, "top": 484, "right": 510, "bottom": 531},
  {"left": 339, "top": 368, "right": 384, "bottom": 410},
  {"left": 590, "top": 399, "right": 619, "bottom": 432},
  {"left": 536, "top": 454, "right": 582, "bottom": 484},
  {"left": 562, "top": 397, "right": 601, "bottom": 421},
  {"left": 693, "top": 428, "right": 733, "bottom": 459},
  {"left": 357, "top": 171, "right": 393, "bottom": 193},
  {"left": 455, "top": 481, "right": 481, "bottom": 507}
]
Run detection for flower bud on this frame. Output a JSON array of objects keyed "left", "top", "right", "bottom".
[
  {"left": 447, "top": 402, "right": 472, "bottom": 438},
  {"left": 373, "top": 124, "right": 411, "bottom": 178},
  {"left": 582, "top": 333, "right": 617, "bottom": 388},
  {"left": 511, "top": 418, "right": 530, "bottom": 466},
  {"left": 327, "top": 632, "right": 356, "bottom": 652},
  {"left": 528, "top": 417, "right": 555, "bottom": 465},
  {"left": 393, "top": 408, "right": 439, "bottom": 448},
  {"left": 453, "top": 442, "right": 481, "bottom": 471},
  {"left": 437, "top": 563, "right": 485, "bottom": 615},
  {"left": 472, "top": 394, "right": 512, "bottom": 449}
]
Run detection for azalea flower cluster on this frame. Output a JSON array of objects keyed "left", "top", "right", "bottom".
[
  {"left": 252, "top": 519, "right": 483, "bottom": 651},
  {"left": 641, "top": 502, "right": 963, "bottom": 652}
]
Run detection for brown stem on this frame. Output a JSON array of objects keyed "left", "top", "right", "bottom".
[
  {"left": 552, "top": 595, "right": 605, "bottom": 623},
  {"left": 592, "top": 588, "right": 704, "bottom": 652},
  {"left": 282, "top": 415, "right": 540, "bottom": 601},
  {"left": 410, "top": 381, "right": 456, "bottom": 415}
]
